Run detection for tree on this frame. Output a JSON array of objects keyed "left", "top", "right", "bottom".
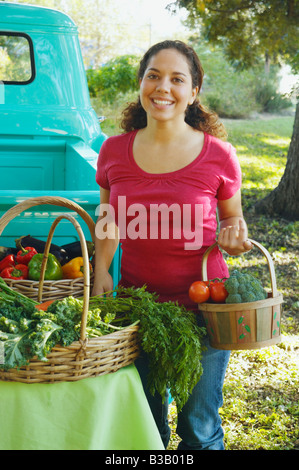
[
  {"left": 171, "top": 0, "right": 299, "bottom": 220},
  {"left": 11, "top": 0, "right": 150, "bottom": 67},
  {"left": 87, "top": 55, "right": 139, "bottom": 103},
  {"left": 255, "top": 101, "right": 299, "bottom": 219}
]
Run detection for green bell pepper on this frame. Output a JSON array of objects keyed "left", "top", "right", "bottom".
[{"left": 28, "top": 253, "right": 63, "bottom": 281}]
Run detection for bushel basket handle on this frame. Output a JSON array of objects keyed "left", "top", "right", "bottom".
[
  {"left": 0, "top": 196, "right": 95, "bottom": 242},
  {"left": 201, "top": 239, "right": 278, "bottom": 298},
  {"left": 38, "top": 213, "right": 90, "bottom": 342}
]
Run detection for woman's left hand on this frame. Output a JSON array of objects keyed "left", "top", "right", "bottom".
[{"left": 218, "top": 218, "right": 252, "bottom": 256}]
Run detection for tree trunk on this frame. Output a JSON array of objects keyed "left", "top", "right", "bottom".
[{"left": 255, "top": 101, "right": 299, "bottom": 220}]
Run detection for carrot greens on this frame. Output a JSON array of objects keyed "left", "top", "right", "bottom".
[{"left": 89, "top": 286, "right": 206, "bottom": 411}]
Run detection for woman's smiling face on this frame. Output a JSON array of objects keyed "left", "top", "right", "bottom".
[{"left": 139, "top": 48, "right": 198, "bottom": 125}]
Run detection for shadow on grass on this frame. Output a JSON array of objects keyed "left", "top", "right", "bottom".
[{"left": 225, "top": 115, "right": 292, "bottom": 191}]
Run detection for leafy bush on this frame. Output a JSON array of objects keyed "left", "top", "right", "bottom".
[
  {"left": 194, "top": 42, "right": 291, "bottom": 118},
  {"left": 194, "top": 44, "right": 259, "bottom": 118},
  {"left": 254, "top": 70, "right": 293, "bottom": 112},
  {"left": 87, "top": 55, "right": 139, "bottom": 103},
  {"left": 202, "top": 85, "right": 260, "bottom": 119}
]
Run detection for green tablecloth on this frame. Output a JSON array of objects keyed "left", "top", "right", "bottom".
[{"left": 0, "top": 364, "right": 164, "bottom": 450}]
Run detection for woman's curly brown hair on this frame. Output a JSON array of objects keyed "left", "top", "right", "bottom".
[{"left": 120, "top": 40, "right": 227, "bottom": 140}]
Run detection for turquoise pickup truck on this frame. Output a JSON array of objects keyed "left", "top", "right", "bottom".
[{"left": 0, "top": 3, "right": 120, "bottom": 284}]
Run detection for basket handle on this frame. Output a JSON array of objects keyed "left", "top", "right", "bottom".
[
  {"left": 201, "top": 239, "right": 277, "bottom": 297},
  {"left": 38, "top": 213, "right": 90, "bottom": 342},
  {"left": 0, "top": 196, "right": 95, "bottom": 242}
]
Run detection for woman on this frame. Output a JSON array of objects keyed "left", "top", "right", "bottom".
[{"left": 93, "top": 40, "right": 252, "bottom": 450}]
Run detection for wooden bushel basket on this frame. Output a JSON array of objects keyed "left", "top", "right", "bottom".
[
  {"left": 199, "top": 239, "right": 283, "bottom": 350},
  {"left": 0, "top": 208, "right": 139, "bottom": 384}
]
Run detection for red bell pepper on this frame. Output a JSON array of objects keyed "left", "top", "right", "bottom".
[
  {"left": 16, "top": 245, "right": 38, "bottom": 265},
  {"left": 0, "top": 264, "right": 29, "bottom": 280},
  {"left": 0, "top": 254, "right": 15, "bottom": 271}
]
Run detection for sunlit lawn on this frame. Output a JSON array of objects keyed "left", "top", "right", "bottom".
[
  {"left": 225, "top": 115, "right": 292, "bottom": 193},
  {"left": 168, "top": 334, "right": 299, "bottom": 450}
]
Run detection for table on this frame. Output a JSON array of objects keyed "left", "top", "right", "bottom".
[{"left": 0, "top": 364, "right": 164, "bottom": 450}]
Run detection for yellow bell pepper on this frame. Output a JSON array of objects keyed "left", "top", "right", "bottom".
[{"left": 62, "top": 257, "right": 92, "bottom": 279}]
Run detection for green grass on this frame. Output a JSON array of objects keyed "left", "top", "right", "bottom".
[
  {"left": 169, "top": 335, "right": 299, "bottom": 450},
  {"left": 98, "top": 107, "right": 299, "bottom": 450},
  {"left": 221, "top": 340, "right": 299, "bottom": 450},
  {"left": 225, "top": 115, "right": 293, "bottom": 195}
]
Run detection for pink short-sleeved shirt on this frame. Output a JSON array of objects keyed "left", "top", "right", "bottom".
[{"left": 96, "top": 130, "right": 241, "bottom": 310}]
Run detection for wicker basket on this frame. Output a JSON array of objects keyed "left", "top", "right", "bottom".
[
  {"left": 0, "top": 207, "right": 139, "bottom": 384},
  {"left": 0, "top": 196, "right": 95, "bottom": 301},
  {"left": 199, "top": 239, "right": 283, "bottom": 351}
]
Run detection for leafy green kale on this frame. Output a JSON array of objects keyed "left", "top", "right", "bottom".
[
  {"left": 0, "top": 277, "right": 38, "bottom": 321},
  {"left": 0, "top": 316, "right": 62, "bottom": 370},
  {"left": 0, "top": 294, "right": 121, "bottom": 370},
  {"left": 45, "top": 296, "right": 83, "bottom": 346},
  {"left": 0, "top": 279, "right": 63, "bottom": 369}
]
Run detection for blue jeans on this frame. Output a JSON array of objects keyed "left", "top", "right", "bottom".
[{"left": 135, "top": 336, "right": 230, "bottom": 450}]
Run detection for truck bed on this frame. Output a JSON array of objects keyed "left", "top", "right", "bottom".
[
  {"left": 0, "top": 137, "right": 121, "bottom": 286},
  {"left": 0, "top": 136, "right": 99, "bottom": 246}
]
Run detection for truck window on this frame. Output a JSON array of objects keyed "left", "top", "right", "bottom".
[{"left": 0, "top": 32, "right": 35, "bottom": 84}]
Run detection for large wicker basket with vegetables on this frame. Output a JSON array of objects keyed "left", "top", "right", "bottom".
[
  {"left": 0, "top": 204, "right": 206, "bottom": 411},
  {"left": 0, "top": 198, "right": 140, "bottom": 383},
  {"left": 0, "top": 196, "right": 96, "bottom": 301},
  {"left": 198, "top": 240, "right": 283, "bottom": 351}
]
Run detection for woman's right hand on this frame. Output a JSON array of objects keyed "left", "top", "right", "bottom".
[{"left": 91, "top": 268, "right": 114, "bottom": 296}]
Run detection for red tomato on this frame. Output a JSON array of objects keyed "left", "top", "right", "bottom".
[
  {"left": 209, "top": 280, "right": 228, "bottom": 303},
  {"left": 189, "top": 281, "right": 210, "bottom": 303}
]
